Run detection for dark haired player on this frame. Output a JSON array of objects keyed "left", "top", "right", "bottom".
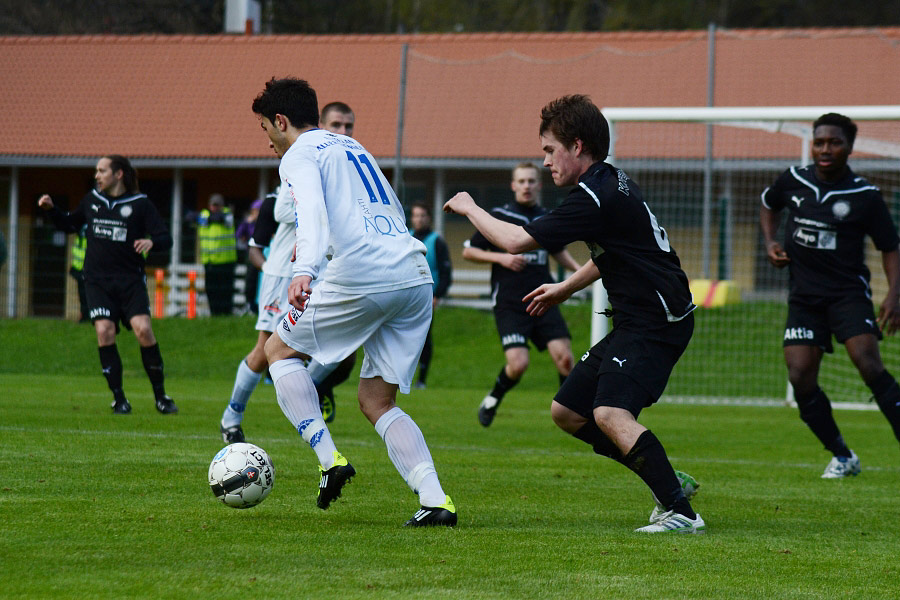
[
  {"left": 252, "top": 77, "right": 455, "bottom": 525},
  {"left": 761, "top": 112, "right": 900, "bottom": 478},
  {"left": 463, "top": 162, "right": 580, "bottom": 426},
  {"left": 39, "top": 155, "right": 177, "bottom": 415},
  {"left": 445, "top": 94, "right": 702, "bottom": 534}
]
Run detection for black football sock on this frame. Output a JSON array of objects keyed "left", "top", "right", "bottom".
[
  {"left": 558, "top": 373, "right": 567, "bottom": 387},
  {"left": 621, "top": 430, "right": 696, "bottom": 519},
  {"left": 489, "top": 366, "right": 519, "bottom": 401},
  {"left": 868, "top": 370, "right": 900, "bottom": 443},
  {"left": 418, "top": 330, "right": 433, "bottom": 384},
  {"left": 140, "top": 343, "right": 167, "bottom": 399},
  {"left": 573, "top": 420, "right": 622, "bottom": 461},
  {"left": 98, "top": 344, "right": 124, "bottom": 396},
  {"left": 795, "top": 387, "right": 851, "bottom": 457}
]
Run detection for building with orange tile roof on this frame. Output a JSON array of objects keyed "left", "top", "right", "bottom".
[{"left": 2, "top": 29, "right": 899, "bottom": 317}]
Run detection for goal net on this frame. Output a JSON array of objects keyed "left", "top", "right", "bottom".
[{"left": 595, "top": 106, "right": 900, "bottom": 406}]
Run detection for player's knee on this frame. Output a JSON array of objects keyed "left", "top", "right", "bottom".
[
  {"left": 556, "top": 353, "right": 574, "bottom": 376},
  {"left": 550, "top": 401, "right": 581, "bottom": 433},
  {"left": 506, "top": 357, "right": 528, "bottom": 379}
]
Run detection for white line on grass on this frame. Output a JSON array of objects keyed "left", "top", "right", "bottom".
[{"left": 5, "top": 424, "right": 900, "bottom": 473}]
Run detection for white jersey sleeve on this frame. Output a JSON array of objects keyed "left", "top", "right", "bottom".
[{"left": 279, "top": 130, "right": 432, "bottom": 293}]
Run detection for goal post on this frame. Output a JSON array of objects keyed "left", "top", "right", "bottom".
[{"left": 592, "top": 105, "right": 900, "bottom": 405}]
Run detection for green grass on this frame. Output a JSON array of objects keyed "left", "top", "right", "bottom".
[{"left": 2, "top": 308, "right": 899, "bottom": 598}]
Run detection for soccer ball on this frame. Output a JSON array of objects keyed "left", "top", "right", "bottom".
[{"left": 208, "top": 443, "right": 275, "bottom": 509}]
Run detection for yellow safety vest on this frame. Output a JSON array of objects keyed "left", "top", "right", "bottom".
[
  {"left": 198, "top": 208, "right": 237, "bottom": 264},
  {"left": 71, "top": 230, "right": 87, "bottom": 270}
]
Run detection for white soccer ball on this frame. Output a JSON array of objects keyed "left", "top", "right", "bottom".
[{"left": 208, "top": 443, "right": 275, "bottom": 509}]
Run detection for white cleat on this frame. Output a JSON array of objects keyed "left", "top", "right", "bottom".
[
  {"left": 635, "top": 511, "right": 705, "bottom": 534},
  {"left": 821, "top": 450, "right": 861, "bottom": 479}
]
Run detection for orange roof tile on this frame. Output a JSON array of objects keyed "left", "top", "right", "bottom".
[{"left": 1, "top": 29, "right": 898, "bottom": 162}]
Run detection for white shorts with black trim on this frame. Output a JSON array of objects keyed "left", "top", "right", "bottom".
[
  {"left": 276, "top": 283, "right": 432, "bottom": 394},
  {"left": 255, "top": 273, "right": 291, "bottom": 332}
]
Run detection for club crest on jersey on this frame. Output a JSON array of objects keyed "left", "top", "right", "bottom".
[
  {"left": 119, "top": 205, "right": 133, "bottom": 218},
  {"left": 832, "top": 201, "right": 850, "bottom": 220}
]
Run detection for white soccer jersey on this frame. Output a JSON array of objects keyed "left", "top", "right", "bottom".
[
  {"left": 280, "top": 129, "right": 432, "bottom": 293},
  {"left": 262, "top": 186, "right": 295, "bottom": 278}
]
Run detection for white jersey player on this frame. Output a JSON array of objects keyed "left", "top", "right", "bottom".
[{"left": 252, "top": 76, "right": 456, "bottom": 526}]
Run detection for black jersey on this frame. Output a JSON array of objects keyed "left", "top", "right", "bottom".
[
  {"left": 524, "top": 162, "right": 694, "bottom": 325},
  {"left": 467, "top": 202, "right": 565, "bottom": 309},
  {"left": 249, "top": 192, "right": 279, "bottom": 248},
  {"left": 761, "top": 166, "right": 899, "bottom": 299},
  {"left": 48, "top": 189, "right": 172, "bottom": 282}
]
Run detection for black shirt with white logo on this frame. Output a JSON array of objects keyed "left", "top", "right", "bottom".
[
  {"left": 467, "top": 202, "right": 564, "bottom": 310},
  {"left": 523, "top": 162, "right": 695, "bottom": 325},
  {"left": 48, "top": 189, "right": 172, "bottom": 282},
  {"left": 761, "top": 166, "right": 899, "bottom": 299}
]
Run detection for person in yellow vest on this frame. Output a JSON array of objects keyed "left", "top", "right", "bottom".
[
  {"left": 198, "top": 193, "right": 238, "bottom": 315},
  {"left": 70, "top": 224, "right": 89, "bottom": 322}
]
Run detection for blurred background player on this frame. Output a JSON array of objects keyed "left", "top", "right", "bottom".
[
  {"left": 410, "top": 202, "right": 452, "bottom": 389},
  {"left": 319, "top": 101, "right": 354, "bottom": 137},
  {"left": 196, "top": 193, "right": 237, "bottom": 315},
  {"left": 760, "top": 112, "right": 900, "bottom": 478},
  {"left": 236, "top": 198, "right": 262, "bottom": 314},
  {"left": 219, "top": 186, "right": 294, "bottom": 442},
  {"left": 445, "top": 95, "right": 702, "bottom": 533},
  {"left": 463, "top": 162, "right": 581, "bottom": 426},
  {"left": 38, "top": 155, "right": 177, "bottom": 415},
  {"left": 255, "top": 77, "right": 455, "bottom": 526}
]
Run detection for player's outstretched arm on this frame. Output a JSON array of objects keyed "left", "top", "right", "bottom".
[
  {"left": 878, "top": 248, "right": 900, "bottom": 335},
  {"left": 552, "top": 248, "right": 583, "bottom": 273},
  {"left": 38, "top": 194, "right": 55, "bottom": 210},
  {"left": 462, "top": 245, "right": 527, "bottom": 272},
  {"left": 523, "top": 261, "right": 601, "bottom": 316},
  {"left": 445, "top": 192, "right": 538, "bottom": 254}
]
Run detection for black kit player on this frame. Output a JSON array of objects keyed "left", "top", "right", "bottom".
[
  {"left": 445, "top": 95, "right": 703, "bottom": 534},
  {"left": 760, "top": 112, "right": 900, "bottom": 478},
  {"left": 463, "top": 162, "right": 581, "bottom": 427},
  {"left": 39, "top": 155, "right": 178, "bottom": 415}
]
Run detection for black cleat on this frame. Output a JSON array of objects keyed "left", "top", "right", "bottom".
[
  {"left": 405, "top": 496, "right": 457, "bottom": 527},
  {"left": 111, "top": 398, "right": 132, "bottom": 414},
  {"left": 220, "top": 424, "right": 245, "bottom": 443},
  {"left": 317, "top": 453, "right": 355, "bottom": 509},
  {"left": 155, "top": 395, "right": 179, "bottom": 414},
  {"left": 477, "top": 395, "right": 501, "bottom": 427}
]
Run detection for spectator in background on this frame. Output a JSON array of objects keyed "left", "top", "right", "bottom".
[
  {"left": 236, "top": 199, "right": 262, "bottom": 314},
  {"left": 69, "top": 224, "right": 89, "bottom": 323},
  {"left": 319, "top": 101, "right": 354, "bottom": 137},
  {"left": 410, "top": 202, "right": 452, "bottom": 389},
  {"left": 197, "top": 193, "right": 237, "bottom": 315}
]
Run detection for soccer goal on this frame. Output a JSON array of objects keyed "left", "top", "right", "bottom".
[{"left": 594, "top": 105, "right": 900, "bottom": 406}]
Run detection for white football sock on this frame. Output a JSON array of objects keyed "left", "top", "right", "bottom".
[
  {"left": 374, "top": 407, "right": 446, "bottom": 507},
  {"left": 221, "top": 359, "right": 262, "bottom": 428},
  {"left": 307, "top": 359, "right": 338, "bottom": 385},
  {"left": 270, "top": 358, "right": 339, "bottom": 469}
]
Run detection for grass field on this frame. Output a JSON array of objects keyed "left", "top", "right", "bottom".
[{"left": 2, "top": 307, "right": 900, "bottom": 599}]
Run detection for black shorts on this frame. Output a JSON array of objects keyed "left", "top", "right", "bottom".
[
  {"left": 493, "top": 304, "right": 570, "bottom": 351},
  {"left": 784, "top": 295, "right": 881, "bottom": 353},
  {"left": 555, "top": 313, "right": 693, "bottom": 419},
  {"left": 85, "top": 276, "right": 151, "bottom": 332}
]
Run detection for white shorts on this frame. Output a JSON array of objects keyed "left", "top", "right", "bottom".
[
  {"left": 276, "top": 283, "right": 432, "bottom": 394},
  {"left": 255, "top": 273, "right": 291, "bottom": 332}
]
